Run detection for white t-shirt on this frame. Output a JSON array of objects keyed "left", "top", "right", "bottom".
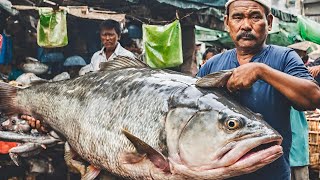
[{"left": 79, "top": 43, "right": 136, "bottom": 75}]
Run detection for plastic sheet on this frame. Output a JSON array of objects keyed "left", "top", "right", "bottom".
[{"left": 143, "top": 20, "right": 183, "bottom": 68}]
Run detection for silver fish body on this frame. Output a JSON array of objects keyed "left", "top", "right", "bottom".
[{"left": 0, "top": 57, "right": 283, "bottom": 179}]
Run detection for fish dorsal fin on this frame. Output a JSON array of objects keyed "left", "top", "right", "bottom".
[
  {"left": 122, "top": 129, "right": 170, "bottom": 172},
  {"left": 100, "top": 56, "right": 148, "bottom": 71},
  {"left": 196, "top": 69, "right": 234, "bottom": 88}
]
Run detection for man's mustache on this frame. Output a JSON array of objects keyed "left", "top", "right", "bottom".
[{"left": 236, "top": 32, "right": 257, "bottom": 41}]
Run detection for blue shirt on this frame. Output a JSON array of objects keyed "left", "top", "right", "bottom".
[{"left": 198, "top": 45, "right": 313, "bottom": 180}]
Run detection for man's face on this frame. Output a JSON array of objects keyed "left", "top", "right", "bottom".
[
  {"left": 205, "top": 52, "right": 215, "bottom": 60},
  {"left": 100, "top": 28, "right": 120, "bottom": 51},
  {"left": 224, "top": 0, "right": 273, "bottom": 50}
]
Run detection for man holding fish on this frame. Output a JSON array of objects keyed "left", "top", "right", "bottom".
[{"left": 198, "top": 0, "right": 320, "bottom": 179}]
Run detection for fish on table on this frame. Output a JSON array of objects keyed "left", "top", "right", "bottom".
[
  {"left": 22, "top": 57, "right": 48, "bottom": 75},
  {"left": 0, "top": 56, "right": 283, "bottom": 180}
]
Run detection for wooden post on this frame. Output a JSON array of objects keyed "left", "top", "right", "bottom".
[{"left": 180, "top": 25, "right": 198, "bottom": 76}]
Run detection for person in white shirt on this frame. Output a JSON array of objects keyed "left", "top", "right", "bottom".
[{"left": 79, "top": 19, "right": 136, "bottom": 75}]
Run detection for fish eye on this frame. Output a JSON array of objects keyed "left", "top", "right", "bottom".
[
  {"left": 11, "top": 119, "right": 16, "bottom": 125},
  {"left": 225, "top": 117, "right": 242, "bottom": 130}
]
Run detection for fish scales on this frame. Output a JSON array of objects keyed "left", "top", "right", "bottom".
[
  {"left": 0, "top": 57, "right": 283, "bottom": 180},
  {"left": 15, "top": 68, "right": 191, "bottom": 175}
]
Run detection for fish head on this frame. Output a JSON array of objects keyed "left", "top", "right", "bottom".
[
  {"left": 166, "top": 87, "right": 283, "bottom": 179},
  {"left": 1, "top": 116, "right": 31, "bottom": 133}
]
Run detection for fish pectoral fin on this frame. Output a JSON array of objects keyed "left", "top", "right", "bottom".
[
  {"left": 81, "top": 165, "right": 101, "bottom": 180},
  {"left": 64, "top": 142, "right": 87, "bottom": 176},
  {"left": 99, "top": 56, "right": 148, "bottom": 71},
  {"left": 122, "top": 129, "right": 170, "bottom": 172},
  {"left": 121, "top": 152, "right": 146, "bottom": 164},
  {"left": 196, "top": 69, "right": 234, "bottom": 88}
]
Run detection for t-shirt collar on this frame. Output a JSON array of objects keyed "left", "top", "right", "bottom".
[
  {"left": 232, "top": 45, "right": 270, "bottom": 64},
  {"left": 98, "top": 42, "right": 121, "bottom": 56}
]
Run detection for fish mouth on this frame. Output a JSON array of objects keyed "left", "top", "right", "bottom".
[
  {"left": 168, "top": 136, "right": 283, "bottom": 179},
  {"left": 236, "top": 137, "right": 282, "bottom": 162},
  {"left": 175, "top": 135, "right": 283, "bottom": 172}
]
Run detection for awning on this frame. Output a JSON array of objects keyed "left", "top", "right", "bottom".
[
  {"left": 67, "top": 6, "right": 125, "bottom": 22},
  {"left": 12, "top": 5, "right": 126, "bottom": 22}
]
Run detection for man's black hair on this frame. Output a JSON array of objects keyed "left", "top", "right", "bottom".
[
  {"left": 99, "top": 19, "right": 121, "bottom": 36},
  {"left": 225, "top": 3, "right": 271, "bottom": 17},
  {"left": 202, "top": 47, "right": 220, "bottom": 60}
]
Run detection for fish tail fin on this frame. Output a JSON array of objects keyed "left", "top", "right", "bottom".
[{"left": 0, "top": 82, "right": 19, "bottom": 115}]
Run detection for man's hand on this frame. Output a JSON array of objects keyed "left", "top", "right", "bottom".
[
  {"left": 227, "top": 63, "right": 263, "bottom": 92},
  {"left": 308, "top": 66, "right": 320, "bottom": 78},
  {"left": 20, "top": 115, "right": 49, "bottom": 133}
]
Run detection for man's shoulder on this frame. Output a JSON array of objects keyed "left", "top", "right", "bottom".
[
  {"left": 117, "top": 44, "right": 136, "bottom": 58},
  {"left": 198, "top": 49, "right": 235, "bottom": 77},
  {"left": 262, "top": 45, "right": 297, "bottom": 65},
  {"left": 206, "top": 49, "right": 235, "bottom": 65},
  {"left": 92, "top": 48, "right": 104, "bottom": 58},
  {"left": 267, "top": 45, "right": 293, "bottom": 54}
]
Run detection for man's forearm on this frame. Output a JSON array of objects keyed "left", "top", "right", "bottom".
[{"left": 259, "top": 64, "right": 320, "bottom": 110}]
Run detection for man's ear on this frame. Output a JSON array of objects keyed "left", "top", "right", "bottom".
[
  {"left": 267, "top": 14, "right": 273, "bottom": 31},
  {"left": 224, "top": 15, "right": 230, "bottom": 32}
]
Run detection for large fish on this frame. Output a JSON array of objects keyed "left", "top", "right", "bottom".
[{"left": 0, "top": 57, "right": 283, "bottom": 179}]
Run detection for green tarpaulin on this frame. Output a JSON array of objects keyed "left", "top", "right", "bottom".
[
  {"left": 195, "top": 17, "right": 304, "bottom": 49},
  {"left": 298, "top": 16, "right": 320, "bottom": 45}
]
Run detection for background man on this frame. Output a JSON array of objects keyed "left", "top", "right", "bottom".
[
  {"left": 79, "top": 19, "right": 135, "bottom": 76},
  {"left": 198, "top": 0, "right": 320, "bottom": 179},
  {"left": 200, "top": 47, "right": 220, "bottom": 67}
]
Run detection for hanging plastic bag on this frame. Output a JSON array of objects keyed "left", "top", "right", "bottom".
[
  {"left": 143, "top": 20, "right": 183, "bottom": 68},
  {"left": 37, "top": 8, "right": 68, "bottom": 48}
]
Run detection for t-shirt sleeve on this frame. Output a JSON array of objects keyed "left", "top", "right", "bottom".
[
  {"left": 197, "top": 62, "right": 210, "bottom": 77},
  {"left": 283, "top": 50, "right": 314, "bottom": 81},
  {"left": 197, "top": 55, "right": 220, "bottom": 77}
]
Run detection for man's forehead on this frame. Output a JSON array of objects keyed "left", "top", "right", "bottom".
[
  {"left": 101, "top": 28, "right": 116, "bottom": 31},
  {"left": 100, "top": 28, "right": 117, "bottom": 34},
  {"left": 226, "top": 0, "right": 271, "bottom": 10},
  {"left": 228, "top": 1, "right": 266, "bottom": 14}
]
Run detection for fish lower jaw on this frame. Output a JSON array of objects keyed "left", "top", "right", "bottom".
[
  {"left": 166, "top": 140, "right": 283, "bottom": 180},
  {"left": 235, "top": 144, "right": 283, "bottom": 165}
]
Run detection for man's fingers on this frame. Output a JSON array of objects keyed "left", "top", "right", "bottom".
[
  {"left": 21, "top": 115, "right": 28, "bottom": 119},
  {"left": 21, "top": 115, "right": 38, "bottom": 129},
  {"left": 40, "top": 126, "right": 49, "bottom": 133},
  {"left": 36, "top": 120, "right": 41, "bottom": 130},
  {"left": 20, "top": 115, "right": 50, "bottom": 133},
  {"left": 30, "top": 119, "right": 36, "bottom": 128}
]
